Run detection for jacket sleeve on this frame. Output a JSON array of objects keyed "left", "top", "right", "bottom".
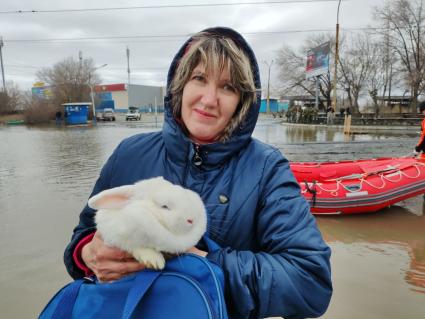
[
  {"left": 206, "top": 150, "right": 332, "bottom": 319},
  {"left": 415, "top": 120, "right": 425, "bottom": 152},
  {"left": 63, "top": 145, "right": 119, "bottom": 279}
]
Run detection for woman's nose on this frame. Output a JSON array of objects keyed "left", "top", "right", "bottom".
[{"left": 200, "top": 84, "right": 218, "bottom": 107}]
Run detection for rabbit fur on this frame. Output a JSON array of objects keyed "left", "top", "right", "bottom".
[{"left": 88, "top": 176, "right": 207, "bottom": 269}]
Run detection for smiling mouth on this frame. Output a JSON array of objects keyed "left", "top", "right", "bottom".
[{"left": 194, "top": 109, "right": 216, "bottom": 118}]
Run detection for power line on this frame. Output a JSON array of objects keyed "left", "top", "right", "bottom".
[
  {"left": 0, "top": 0, "right": 346, "bottom": 14},
  {"left": 5, "top": 63, "right": 169, "bottom": 71},
  {"left": 5, "top": 27, "right": 379, "bottom": 44}
]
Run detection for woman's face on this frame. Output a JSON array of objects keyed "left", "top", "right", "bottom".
[{"left": 181, "top": 63, "right": 241, "bottom": 144}]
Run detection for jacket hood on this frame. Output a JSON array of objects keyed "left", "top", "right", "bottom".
[{"left": 162, "top": 27, "right": 261, "bottom": 168}]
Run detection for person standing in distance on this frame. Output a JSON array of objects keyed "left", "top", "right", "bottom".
[{"left": 414, "top": 101, "right": 425, "bottom": 156}]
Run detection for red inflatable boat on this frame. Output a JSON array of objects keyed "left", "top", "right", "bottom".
[{"left": 290, "top": 155, "right": 425, "bottom": 215}]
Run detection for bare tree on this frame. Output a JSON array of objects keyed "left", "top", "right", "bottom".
[
  {"left": 380, "top": 14, "right": 400, "bottom": 106},
  {"left": 367, "top": 36, "right": 404, "bottom": 115},
  {"left": 0, "top": 91, "right": 9, "bottom": 114},
  {"left": 374, "top": 0, "right": 425, "bottom": 112},
  {"left": 275, "top": 33, "right": 334, "bottom": 110},
  {"left": 338, "top": 32, "right": 383, "bottom": 113},
  {"left": 0, "top": 81, "right": 23, "bottom": 114},
  {"left": 36, "top": 56, "right": 101, "bottom": 107}
]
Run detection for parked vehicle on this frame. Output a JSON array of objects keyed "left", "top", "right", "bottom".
[
  {"left": 97, "top": 108, "right": 116, "bottom": 121},
  {"left": 126, "top": 107, "right": 141, "bottom": 121}
]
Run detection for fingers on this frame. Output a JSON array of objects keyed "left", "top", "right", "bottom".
[
  {"left": 186, "top": 246, "right": 207, "bottom": 257},
  {"left": 81, "top": 232, "right": 145, "bottom": 282},
  {"left": 94, "top": 260, "right": 146, "bottom": 283}
]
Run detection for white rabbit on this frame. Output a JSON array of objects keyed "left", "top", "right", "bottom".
[{"left": 88, "top": 176, "right": 207, "bottom": 270}]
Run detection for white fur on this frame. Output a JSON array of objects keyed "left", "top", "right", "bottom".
[{"left": 88, "top": 177, "right": 207, "bottom": 269}]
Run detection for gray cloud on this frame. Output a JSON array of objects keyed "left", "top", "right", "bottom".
[{"left": 0, "top": 0, "right": 386, "bottom": 91}]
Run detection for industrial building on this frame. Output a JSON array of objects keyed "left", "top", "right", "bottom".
[{"left": 95, "top": 83, "right": 165, "bottom": 113}]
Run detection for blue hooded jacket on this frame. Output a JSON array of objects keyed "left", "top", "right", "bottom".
[{"left": 64, "top": 27, "right": 332, "bottom": 319}]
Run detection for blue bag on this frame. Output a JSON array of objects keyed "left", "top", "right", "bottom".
[{"left": 39, "top": 239, "right": 228, "bottom": 319}]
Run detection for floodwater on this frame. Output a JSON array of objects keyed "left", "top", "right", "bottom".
[{"left": 1, "top": 116, "right": 424, "bottom": 318}]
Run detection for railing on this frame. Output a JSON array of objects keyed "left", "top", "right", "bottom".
[
  {"left": 288, "top": 113, "right": 422, "bottom": 126},
  {"left": 351, "top": 116, "right": 422, "bottom": 126}
]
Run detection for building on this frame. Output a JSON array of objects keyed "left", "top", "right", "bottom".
[
  {"left": 376, "top": 96, "right": 412, "bottom": 113},
  {"left": 95, "top": 83, "right": 164, "bottom": 113},
  {"left": 280, "top": 95, "right": 326, "bottom": 110},
  {"left": 259, "top": 98, "right": 289, "bottom": 113}
]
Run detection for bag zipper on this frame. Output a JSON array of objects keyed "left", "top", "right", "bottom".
[
  {"left": 185, "top": 253, "right": 226, "bottom": 319},
  {"left": 162, "top": 272, "right": 218, "bottom": 319}
]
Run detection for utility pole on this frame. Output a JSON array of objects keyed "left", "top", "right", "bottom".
[
  {"left": 264, "top": 60, "right": 274, "bottom": 114},
  {"left": 332, "top": 0, "right": 342, "bottom": 112},
  {"left": 126, "top": 46, "right": 131, "bottom": 108},
  {"left": 78, "top": 51, "right": 83, "bottom": 98},
  {"left": 89, "top": 64, "right": 107, "bottom": 124},
  {"left": 0, "top": 36, "right": 6, "bottom": 93},
  {"left": 79, "top": 51, "right": 83, "bottom": 69}
]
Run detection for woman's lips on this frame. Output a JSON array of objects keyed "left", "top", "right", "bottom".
[{"left": 194, "top": 108, "right": 216, "bottom": 118}]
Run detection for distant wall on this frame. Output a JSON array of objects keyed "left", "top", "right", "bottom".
[
  {"left": 128, "top": 85, "right": 164, "bottom": 112},
  {"left": 260, "top": 99, "right": 288, "bottom": 113}
]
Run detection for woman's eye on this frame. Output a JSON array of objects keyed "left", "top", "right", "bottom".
[
  {"left": 223, "top": 83, "right": 237, "bottom": 93},
  {"left": 192, "top": 74, "right": 205, "bottom": 82},
  {"left": 161, "top": 205, "right": 170, "bottom": 210}
]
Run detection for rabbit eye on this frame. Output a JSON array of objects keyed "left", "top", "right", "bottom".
[{"left": 161, "top": 205, "right": 170, "bottom": 210}]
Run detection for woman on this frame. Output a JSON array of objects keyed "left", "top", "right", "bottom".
[{"left": 64, "top": 27, "right": 332, "bottom": 319}]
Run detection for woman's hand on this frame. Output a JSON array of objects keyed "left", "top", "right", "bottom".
[
  {"left": 186, "top": 246, "right": 207, "bottom": 257},
  {"left": 81, "top": 232, "right": 145, "bottom": 282}
]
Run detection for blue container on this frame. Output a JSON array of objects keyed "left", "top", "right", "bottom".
[{"left": 62, "top": 103, "right": 89, "bottom": 125}]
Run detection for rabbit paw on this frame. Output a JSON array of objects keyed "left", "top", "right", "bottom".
[{"left": 132, "top": 248, "right": 165, "bottom": 270}]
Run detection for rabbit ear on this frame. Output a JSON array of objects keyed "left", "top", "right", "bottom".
[{"left": 88, "top": 185, "right": 136, "bottom": 210}]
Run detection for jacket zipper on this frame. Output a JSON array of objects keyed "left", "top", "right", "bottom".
[
  {"left": 183, "top": 143, "right": 203, "bottom": 187},
  {"left": 193, "top": 143, "right": 203, "bottom": 166}
]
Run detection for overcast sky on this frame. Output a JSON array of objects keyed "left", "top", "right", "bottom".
[{"left": 0, "top": 0, "right": 388, "bottom": 92}]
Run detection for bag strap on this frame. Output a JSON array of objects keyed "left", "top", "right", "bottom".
[
  {"left": 122, "top": 270, "right": 161, "bottom": 319},
  {"left": 50, "top": 271, "right": 160, "bottom": 319},
  {"left": 51, "top": 279, "right": 85, "bottom": 319}
]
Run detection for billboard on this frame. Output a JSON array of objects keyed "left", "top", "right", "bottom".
[
  {"left": 31, "top": 82, "right": 52, "bottom": 99},
  {"left": 306, "top": 42, "right": 330, "bottom": 78}
]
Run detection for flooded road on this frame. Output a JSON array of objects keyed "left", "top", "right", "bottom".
[{"left": 1, "top": 117, "right": 424, "bottom": 318}]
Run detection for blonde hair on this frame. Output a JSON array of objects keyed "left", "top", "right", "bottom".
[{"left": 170, "top": 31, "right": 257, "bottom": 141}]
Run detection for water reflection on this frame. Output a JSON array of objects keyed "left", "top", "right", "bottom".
[
  {"left": 1, "top": 120, "right": 424, "bottom": 318},
  {"left": 317, "top": 203, "right": 425, "bottom": 294},
  {"left": 253, "top": 122, "right": 417, "bottom": 162},
  {"left": 33, "top": 127, "right": 103, "bottom": 194}
]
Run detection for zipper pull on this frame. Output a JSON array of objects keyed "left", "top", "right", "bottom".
[{"left": 193, "top": 144, "right": 203, "bottom": 166}]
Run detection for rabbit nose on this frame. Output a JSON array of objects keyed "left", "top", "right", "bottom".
[{"left": 187, "top": 219, "right": 193, "bottom": 224}]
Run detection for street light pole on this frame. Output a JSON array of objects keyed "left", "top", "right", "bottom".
[
  {"left": 89, "top": 63, "right": 107, "bottom": 124},
  {"left": 126, "top": 47, "right": 131, "bottom": 108},
  {"left": 0, "top": 36, "right": 6, "bottom": 93},
  {"left": 264, "top": 60, "right": 274, "bottom": 114},
  {"left": 332, "top": 0, "right": 342, "bottom": 112}
]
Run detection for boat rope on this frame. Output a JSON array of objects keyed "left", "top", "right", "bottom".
[
  {"left": 360, "top": 174, "right": 386, "bottom": 189},
  {"left": 301, "top": 163, "right": 425, "bottom": 196},
  {"left": 304, "top": 181, "right": 317, "bottom": 206},
  {"left": 324, "top": 165, "right": 401, "bottom": 182}
]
